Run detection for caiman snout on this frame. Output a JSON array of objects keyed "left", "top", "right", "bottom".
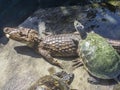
[
  {"left": 3, "top": 27, "right": 11, "bottom": 38},
  {"left": 3, "top": 27, "right": 19, "bottom": 38}
]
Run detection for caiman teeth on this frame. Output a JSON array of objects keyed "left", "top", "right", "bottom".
[{"left": 6, "top": 34, "right": 10, "bottom": 38}]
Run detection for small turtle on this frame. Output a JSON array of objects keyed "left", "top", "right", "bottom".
[
  {"left": 29, "top": 71, "right": 76, "bottom": 90},
  {"left": 73, "top": 20, "right": 120, "bottom": 84}
]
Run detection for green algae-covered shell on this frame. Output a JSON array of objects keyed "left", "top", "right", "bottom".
[{"left": 79, "top": 33, "right": 120, "bottom": 79}]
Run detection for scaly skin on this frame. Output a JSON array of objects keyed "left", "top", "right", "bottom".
[
  {"left": 3, "top": 27, "right": 120, "bottom": 68},
  {"left": 4, "top": 27, "right": 80, "bottom": 68}
]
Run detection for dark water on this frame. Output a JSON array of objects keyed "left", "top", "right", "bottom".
[
  {"left": 79, "top": 3, "right": 120, "bottom": 40},
  {"left": 0, "top": 1, "right": 120, "bottom": 40},
  {"left": 0, "top": 0, "right": 97, "bottom": 38},
  {"left": 0, "top": 0, "right": 39, "bottom": 38},
  {"left": 0, "top": 0, "right": 113, "bottom": 38}
]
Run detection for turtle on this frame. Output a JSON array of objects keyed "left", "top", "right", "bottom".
[
  {"left": 28, "top": 71, "right": 76, "bottom": 90},
  {"left": 73, "top": 20, "right": 120, "bottom": 84}
]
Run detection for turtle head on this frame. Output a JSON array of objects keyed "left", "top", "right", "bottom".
[
  {"left": 74, "top": 20, "right": 87, "bottom": 39},
  {"left": 54, "top": 71, "right": 74, "bottom": 85},
  {"left": 4, "top": 27, "right": 40, "bottom": 47}
]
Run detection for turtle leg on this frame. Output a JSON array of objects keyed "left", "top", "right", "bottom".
[
  {"left": 54, "top": 71, "right": 74, "bottom": 85},
  {"left": 38, "top": 48, "right": 63, "bottom": 69},
  {"left": 106, "top": 39, "right": 120, "bottom": 54},
  {"left": 72, "top": 59, "right": 83, "bottom": 69}
]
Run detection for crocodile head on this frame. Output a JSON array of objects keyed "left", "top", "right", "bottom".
[{"left": 4, "top": 27, "right": 40, "bottom": 47}]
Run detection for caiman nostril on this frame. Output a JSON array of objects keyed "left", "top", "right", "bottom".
[
  {"left": 3, "top": 27, "right": 10, "bottom": 34},
  {"left": 5, "top": 34, "right": 10, "bottom": 38}
]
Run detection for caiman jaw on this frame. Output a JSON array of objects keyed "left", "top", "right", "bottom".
[{"left": 4, "top": 30, "right": 19, "bottom": 39}]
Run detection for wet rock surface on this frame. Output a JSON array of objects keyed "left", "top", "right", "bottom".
[{"left": 0, "top": 3, "right": 120, "bottom": 90}]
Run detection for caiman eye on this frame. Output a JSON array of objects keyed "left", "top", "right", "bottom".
[{"left": 19, "top": 31, "right": 26, "bottom": 36}]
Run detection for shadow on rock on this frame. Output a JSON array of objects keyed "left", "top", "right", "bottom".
[
  {"left": 14, "top": 46, "right": 41, "bottom": 58},
  {"left": 88, "top": 73, "right": 117, "bottom": 86},
  {"left": 90, "top": 78, "right": 117, "bottom": 86},
  {"left": 14, "top": 45, "right": 78, "bottom": 64}
]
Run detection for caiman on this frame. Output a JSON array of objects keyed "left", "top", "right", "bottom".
[
  {"left": 3, "top": 24, "right": 120, "bottom": 69},
  {"left": 3, "top": 26, "right": 81, "bottom": 69}
]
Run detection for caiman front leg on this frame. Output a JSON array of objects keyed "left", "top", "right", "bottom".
[{"left": 38, "top": 48, "right": 64, "bottom": 69}]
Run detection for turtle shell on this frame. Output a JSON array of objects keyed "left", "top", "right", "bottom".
[
  {"left": 79, "top": 33, "right": 120, "bottom": 79},
  {"left": 29, "top": 75, "right": 69, "bottom": 90}
]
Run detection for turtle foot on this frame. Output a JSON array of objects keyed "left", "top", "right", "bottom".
[{"left": 72, "top": 59, "right": 83, "bottom": 69}]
